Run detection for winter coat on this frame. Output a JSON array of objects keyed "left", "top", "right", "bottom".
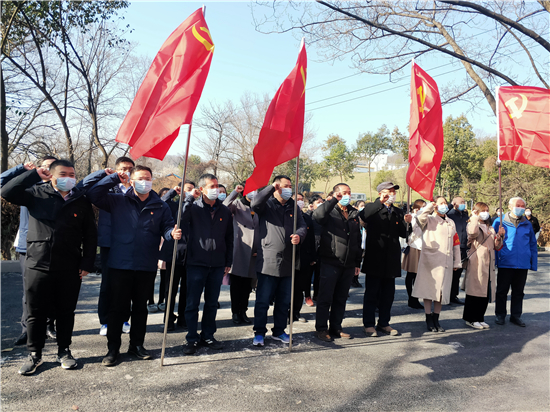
[
  {"left": 251, "top": 186, "right": 307, "bottom": 277},
  {"left": 492, "top": 213, "right": 537, "bottom": 271},
  {"left": 359, "top": 198, "right": 407, "bottom": 278},
  {"left": 300, "top": 212, "right": 318, "bottom": 268},
  {"left": 464, "top": 215, "right": 501, "bottom": 300},
  {"left": 313, "top": 197, "right": 362, "bottom": 268},
  {"left": 181, "top": 193, "right": 234, "bottom": 268},
  {"left": 1, "top": 169, "right": 97, "bottom": 273},
  {"left": 87, "top": 173, "right": 175, "bottom": 272},
  {"left": 526, "top": 215, "right": 541, "bottom": 234},
  {"left": 447, "top": 208, "right": 469, "bottom": 250},
  {"left": 412, "top": 203, "right": 462, "bottom": 304},
  {"left": 223, "top": 190, "right": 259, "bottom": 278},
  {"left": 158, "top": 188, "right": 188, "bottom": 264}
]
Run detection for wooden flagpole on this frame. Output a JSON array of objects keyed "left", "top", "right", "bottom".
[{"left": 289, "top": 155, "right": 300, "bottom": 352}]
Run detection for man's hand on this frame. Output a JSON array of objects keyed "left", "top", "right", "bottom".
[
  {"left": 235, "top": 185, "right": 244, "bottom": 193},
  {"left": 117, "top": 171, "right": 129, "bottom": 184},
  {"left": 355, "top": 267, "right": 360, "bottom": 276},
  {"left": 224, "top": 267, "right": 231, "bottom": 276},
  {"left": 380, "top": 192, "right": 390, "bottom": 204},
  {"left": 79, "top": 269, "right": 89, "bottom": 279},
  {"left": 334, "top": 191, "right": 343, "bottom": 201},
  {"left": 171, "top": 225, "right": 182, "bottom": 240},
  {"left": 290, "top": 234, "right": 300, "bottom": 245},
  {"left": 104, "top": 168, "right": 115, "bottom": 175},
  {"left": 404, "top": 214, "right": 413, "bottom": 223},
  {"left": 272, "top": 181, "right": 280, "bottom": 191},
  {"left": 173, "top": 186, "right": 182, "bottom": 195},
  {"left": 36, "top": 167, "right": 51, "bottom": 181},
  {"left": 326, "top": 195, "right": 333, "bottom": 201},
  {"left": 191, "top": 188, "right": 202, "bottom": 199},
  {"left": 24, "top": 162, "right": 36, "bottom": 171},
  {"left": 498, "top": 225, "right": 505, "bottom": 237}
]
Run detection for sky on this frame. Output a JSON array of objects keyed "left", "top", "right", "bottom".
[{"left": 121, "top": 1, "right": 528, "bottom": 160}]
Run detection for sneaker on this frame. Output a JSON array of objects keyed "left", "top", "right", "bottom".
[
  {"left": 18, "top": 354, "right": 43, "bottom": 376},
  {"left": 298, "top": 317, "right": 307, "bottom": 323},
  {"left": 56, "top": 348, "right": 77, "bottom": 369},
  {"left": 200, "top": 337, "right": 223, "bottom": 350},
  {"left": 99, "top": 324, "right": 108, "bottom": 336},
  {"left": 183, "top": 341, "right": 197, "bottom": 355},
  {"left": 305, "top": 297, "right": 314, "bottom": 307},
  {"left": 465, "top": 321, "right": 484, "bottom": 330},
  {"left": 158, "top": 302, "right": 166, "bottom": 312},
  {"left": 122, "top": 322, "right": 131, "bottom": 333},
  {"left": 271, "top": 333, "right": 290, "bottom": 344},
  {"left": 480, "top": 322, "right": 490, "bottom": 329},
  {"left": 147, "top": 304, "right": 158, "bottom": 313},
  {"left": 252, "top": 335, "right": 265, "bottom": 347}
]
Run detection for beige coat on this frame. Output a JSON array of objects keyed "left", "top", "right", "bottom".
[
  {"left": 412, "top": 203, "right": 462, "bottom": 304},
  {"left": 464, "top": 215, "right": 501, "bottom": 300}
]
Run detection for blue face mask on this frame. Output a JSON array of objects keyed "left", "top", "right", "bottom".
[
  {"left": 55, "top": 177, "right": 76, "bottom": 192},
  {"left": 513, "top": 207, "right": 525, "bottom": 217},
  {"left": 458, "top": 204, "right": 466, "bottom": 211},
  {"left": 339, "top": 195, "right": 350, "bottom": 206},
  {"left": 418, "top": 207, "right": 425, "bottom": 214},
  {"left": 437, "top": 204, "right": 449, "bottom": 215},
  {"left": 280, "top": 188, "right": 293, "bottom": 200},
  {"left": 218, "top": 193, "right": 227, "bottom": 201},
  {"left": 133, "top": 180, "right": 152, "bottom": 195}
]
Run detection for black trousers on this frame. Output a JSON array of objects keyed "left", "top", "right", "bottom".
[
  {"left": 405, "top": 271, "right": 417, "bottom": 301},
  {"left": 291, "top": 264, "right": 315, "bottom": 318},
  {"left": 451, "top": 249, "right": 467, "bottom": 298},
  {"left": 363, "top": 275, "right": 395, "bottom": 328},
  {"left": 163, "top": 263, "right": 187, "bottom": 322},
  {"left": 25, "top": 268, "right": 81, "bottom": 353},
  {"left": 463, "top": 295, "right": 489, "bottom": 323},
  {"left": 107, "top": 268, "right": 156, "bottom": 352},
  {"left": 495, "top": 267, "right": 528, "bottom": 318},
  {"left": 315, "top": 263, "right": 355, "bottom": 331},
  {"left": 98, "top": 247, "right": 111, "bottom": 325},
  {"left": 312, "top": 261, "right": 321, "bottom": 300},
  {"left": 230, "top": 274, "right": 253, "bottom": 314}
]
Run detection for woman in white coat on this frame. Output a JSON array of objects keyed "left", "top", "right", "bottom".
[
  {"left": 413, "top": 197, "right": 462, "bottom": 332},
  {"left": 401, "top": 199, "right": 426, "bottom": 309},
  {"left": 463, "top": 202, "right": 504, "bottom": 329}
]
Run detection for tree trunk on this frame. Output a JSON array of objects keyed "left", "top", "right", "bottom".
[{"left": 1, "top": 66, "right": 8, "bottom": 172}]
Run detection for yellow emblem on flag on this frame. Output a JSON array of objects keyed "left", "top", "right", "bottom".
[{"left": 192, "top": 25, "right": 214, "bottom": 52}]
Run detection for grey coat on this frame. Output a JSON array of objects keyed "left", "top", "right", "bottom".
[{"left": 223, "top": 190, "right": 260, "bottom": 279}]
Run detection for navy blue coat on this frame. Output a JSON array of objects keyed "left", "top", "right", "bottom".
[
  {"left": 447, "top": 208, "right": 469, "bottom": 250},
  {"left": 180, "top": 193, "right": 233, "bottom": 268},
  {"left": 87, "top": 174, "right": 175, "bottom": 272},
  {"left": 159, "top": 188, "right": 188, "bottom": 264}
]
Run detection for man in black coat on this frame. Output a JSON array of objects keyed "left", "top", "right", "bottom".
[
  {"left": 447, "top": 196, "right": 469, "bottom": 305},
  {"left": 359, "top": 182, "right": 412, "bottom": 337},
  {"left": 313, "top": 183, "right": 362, "bottom": 342},
  {"left": 2, "top": 160, "right": 98, "bottom": 375}
]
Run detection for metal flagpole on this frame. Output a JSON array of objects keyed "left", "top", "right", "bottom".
[
  {"left": 289, "top": 155, "right": 300, "bottom": 352},
  {"left": 160, "top": 123, "right": 193, "bottom": 367},
  {"left": 496, "top": 86, "right": 503, "bottom": 230}
]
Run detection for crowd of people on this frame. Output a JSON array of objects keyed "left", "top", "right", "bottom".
[{"left": 0, "top": 156, "right": 539, "bottom": 376}]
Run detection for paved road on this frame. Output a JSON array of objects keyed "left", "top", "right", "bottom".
[{"left": 2, "top": 254, "right": 549, "bottom": 411}]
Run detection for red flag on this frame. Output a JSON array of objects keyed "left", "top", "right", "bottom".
[
  {"left": 116, "top": 8, "right": 214, "bottom": 160},
  {"left": 244, "top": 42, "right": 307, "bottom": 195},
  {"left": 498, "top": 86, "right": 550, "bottom": 168},
  {"left": 406, "top": 62, "right": 444, "bottom": 201}
]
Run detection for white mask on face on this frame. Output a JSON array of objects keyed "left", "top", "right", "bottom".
[
  {"left": 205, "top": 188, "right": 219, "bottom": 200},
  {"left": 297, "top": 200, "right": 305, "bottom": 209},
  {"left": 386, "top": 194, "right": 396, "bottom": 204},
  {"left": 133, "top": 180, "right": 152, "bottom": 195},
  {"left": 525, "top": 210, "right": 532, "bottom": 216},
  {"left": 479, "top": 211, "right": 490, "bottom": 221}
]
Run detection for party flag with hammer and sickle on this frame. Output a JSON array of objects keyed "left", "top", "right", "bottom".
[
  {"left": 244, "top": 40, "right": 307, "bottom": 195},
  {"left": 498, "top": 86, "right": 550, "bottom": 169},
  {"left": 406, "top": 61, "right": 444, "bottom": 201},
  {"left": 116, "top": 8, "right": 214, "bottom": 160}
]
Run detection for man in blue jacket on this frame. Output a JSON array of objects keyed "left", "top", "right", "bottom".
[
  {"left": 180, "top": 173, "right": 233, "bottom": 355},
  {"left": 87, "top": 166, "right": 182, "bottom": 366},
  {"left": 492, "top": 197, "right": 538, "bottom": 327}
]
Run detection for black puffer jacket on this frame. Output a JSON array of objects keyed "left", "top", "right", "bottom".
[{"left": 313, "top": 197, "right": 362, "bottom": 268}]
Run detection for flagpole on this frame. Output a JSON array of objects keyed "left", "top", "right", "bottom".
[
  {"left": 160, "top": 123, "right": 193, "bottom": 367},
  {"left": 289, "top": 155, "right": 300, "bottom": 352},
  {"left": 496, "top": 86, "right": 502, "bottom": 230}
]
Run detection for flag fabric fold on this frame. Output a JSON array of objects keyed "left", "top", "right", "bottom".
[
  {"left": 406, "top": 62, "right": 444, "bottom": 201},
  {"left": 498, "top": 86, "right": 550, "bottom": 168},
  {"left": 116, "top": 8, "right": 214, "bottom": 160},
  {"left": 244, "top": 43, "right": 307, "bottom": 195}
]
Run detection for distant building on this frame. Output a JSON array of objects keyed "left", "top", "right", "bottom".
[{"left": 354, "top": 153, "right": 407, "bottom": 173}]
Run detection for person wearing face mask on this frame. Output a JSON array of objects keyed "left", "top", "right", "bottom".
[
  {"left": 351, "top": 200, "right": 366, "bottom": 288},
  {"left": 218, "top": 184, "right": 228, "bottom": 202},
  {"left": 312, "top": 183, "right": 362, "bottom": 341},
  {"left": 524, "top": 208, "right": 540, "bottom": 241},
  {"left": 250, "top": 175, "right": 307, "bottom": 347},
  {"left": 402, "top": 199, "right": 426, "bottom": 309},
  {"left": 307, "top": 195, "right": 325, "bottom": 303},
  {"left": 222, "top": 183, "right": 259, "bottom": 325},
  {"left": 2, "top": 160, "right": 99, "bottom": 375},
  {"left": 447, "top": 197, "right": 469, "bottom": 305},
  {"left": 462, "top": 202, "right": 505, "bottom": 330},
  {"left": 492, "top": 197, "right": 538, "bottom": 327},
  {"left": 359, "top": 182, "right": 412, "bottom": 337},
  {"left": 179, "top": 173, "right": 233, "bottom": 355},
  {"left": 87, "top": 165, "right": 182, "bottom": 366},
  {"left": 159, "top": 179, "right": 196, "bottom": 331},
  {"left": 412, "top": 197, "right": 462, "bottom": 333}
]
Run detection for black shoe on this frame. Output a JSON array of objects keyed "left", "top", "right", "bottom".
[
  {"left": 408, "top": 299, "right": 424, "bottom": 309},
  {"left": 200, "top": 337, "right": 223, "bottom": 350},
  {"left": 128, "top": 345, "right": 152, "bottom": 360},
  {"left": 426, "top": 313, "right": 437, "bottom": 332},
  {"left": 14, "top": 332, "right": 27, "bottom": 346},
  {"left": 167, "top": 320, "right": 175, "bottom": 331},
  {"left": 102, "top": 350, "right": 119, "bottom": 367},
  {"left": 18, "top": 353, "right": 43, "bottom": 376},
  {"left": 183, "top": 341, "right": 197, "bottom": 355},
  {"left": 432, "top": 313, "right": 445, "bottom": 332},
  {"left": 232, "top": 313, "right": 243, "bottom": 325},
  {"left": 510, "top": 316, "right": 526, "bottom": 327},
  {"left": 351, "top": 277, "right": 363, "bottom": 288},
  {"left": 240, "top": 311, "right": 252, "bottom": 324},
  {"left": 495, "top": 315, "right": 505, "bottom": 325},
  {"left": 450, "top": 297, "right": 464, "bottom": 305},
  {"left": 46, "top": 324, "right": 57, "bottom": 340}
]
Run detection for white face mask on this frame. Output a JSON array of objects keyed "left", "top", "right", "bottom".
[
  {"left": 386, "top": 194, "right": 396, "bottom": 204},
  {"left": 525, "top": 210, "right": 532, "bottom": 216},
  {"left": 133, "top": 180, "right": 152, "bottom": 195},
  {"left": 205, "top": 188, "right": 219, "bottom": 200},
  {"left": 297, "top": 200, "right": 305, "bottom": 209},
  {"left": 479, "top": 211, "right": 490, "bottom": 221}
]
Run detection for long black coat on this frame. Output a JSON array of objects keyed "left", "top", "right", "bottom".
[
  {"left": 1, "top": 169, "right": 97, "bottom": 273},
  {"left": 359, "top": 198, "right": 407, "bottom": 278}
]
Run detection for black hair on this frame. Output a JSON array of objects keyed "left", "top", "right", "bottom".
[
  {"left": 49, "top": 159, "right": 74, "bottom": 173},
  {"left": 333, "top": 183, "right": 350, "bottom": 193},
  {"left": 218, "top": 184, "right": 226, "bottom": 190},
  {"left": 38, "top": 155, "right": 58, "bottom": 166},
  {"left": 272, "top": 175, "right": 291, "bottom": 184},
  {"left": 198, "top": 173, "right": 217, "bottom": 188},
  {"left": 158, "top": 187, "right": 170, "bottom": 197},
  {"left": 309, "top": 194, "right": 323, "bottom": 204},
  {"left": 413, "top": 199, "right": 426, "bottom": 210},
  {"left": 115, "top": 156, "right": 135, "bottom": 167},
  {"left": 130, "top": 165, "right": 153, "bottom": 178}
]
